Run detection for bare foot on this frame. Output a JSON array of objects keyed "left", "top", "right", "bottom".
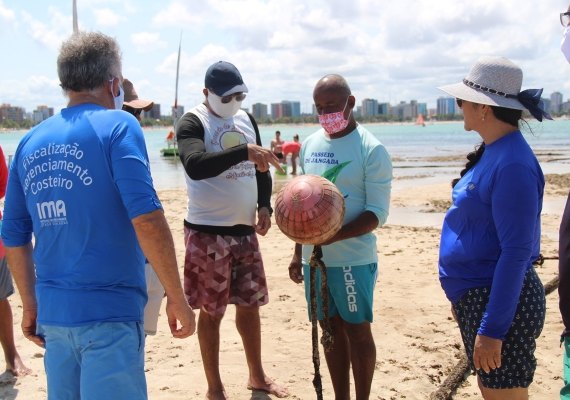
[
  {"left": 247, "top": 377, "right": 289, "bottom": 398},
  {"left": 7, "top": 356, "right": 31, "bottom": 377},
  {"left": 205, "top": 389, "right": 228, "bottom": 400}
]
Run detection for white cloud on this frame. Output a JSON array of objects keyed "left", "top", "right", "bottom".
[
  {"left": 3, "top": 0, "right": 570, "bottom": 114},
  {"left": 0, "top": 74, "right": 64, "bottom": 112},
  {"left": 150, "top": 0, "right": 568, "bottom": 113},
  {"left": 0, "top": 1, "right": 16, "bottom": 22},
  {"left": 130, "top": 32, "right": 167, "bottom": 53},
  {"left": 152, "top": 1, "right": 207, "bottom": 31},
  {"left": 21, "top": 10, "right": 68, "bottom": 51},
  {"left": 93, "top": 8, "right": 122, "bottom": 27}
]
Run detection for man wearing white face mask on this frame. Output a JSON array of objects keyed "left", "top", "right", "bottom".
[
  {"left": 176, "top": 61, "right": 288, "bottom": 399},
  {"left": 1, "top": 31, "right": 195, "bottom": 399},
  {"left": 288, "top": 74, "right": 392, "bottom": 400}
]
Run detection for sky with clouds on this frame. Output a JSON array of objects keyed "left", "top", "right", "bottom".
[{"left": 1, "top": 0, "right": 569, "bottom": 115}]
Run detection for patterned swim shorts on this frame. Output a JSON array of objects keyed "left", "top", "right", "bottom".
[
  {"left": 183, "top": 227, "right": 269, "bottom": 317},
  {"left": 0, "top": 257, "right": 14, "bottom": 300},
  {"left": 453, "top": 267, "right": 545, "bottom": 389}
]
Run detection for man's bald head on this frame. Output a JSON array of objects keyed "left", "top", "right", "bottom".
[
  {"left": 312, "top": 74, "right": 356, "bottom": 136},
  {"left": 313, "top": 74, "right": 351, "bottom": 99}
]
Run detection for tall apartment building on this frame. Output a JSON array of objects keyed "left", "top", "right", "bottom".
[
  {"left": 271, "top": 101, "right": 301, "bottom": 119},
  {"left": 391, "top": 101, "right": 413, "bottom": 119},
  {"left": 436, "top": 97, "right": 457, "bottom": 116},
  {"left": 32, "top": 105, "right": 54, "bottom": 124},
  {"left": 378, "top": 102, "right": 390, "bottom": 115},
  {"left": 417, "top": 102, "right": 428, "bottom": 116},
  {"left": 361, "top": 98, "right": 379, "bottom": 117},
  {"left": 252, "top": 102, "right": 268, "bottom": 119},
  {"left": 146, "top": 103, "right": 161, "bottom": 120},
  {"left": 281, "top": 101, "right": 292, "bottom": 117},
  {"left": 0, "top": 104, "right": 25, "bottom": 123},
  {"left": 271, "top": 103, "right": 283, "bottom": 119},
  {"left": 550, "top": 91, "right": 563, "bottom": 114},
  {"left": 281, "top": 101, "right": 301, "bottom": 117}
]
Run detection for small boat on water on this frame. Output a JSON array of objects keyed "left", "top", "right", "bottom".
[
  {"left": 415, "top": 114, "right": 426, "bottom": 127},
  {"left": 161, "top": 130, "right": 178, "bottom": 157},
  {"left": 161, "top": 148, "right": 179, "bottom": 157}
]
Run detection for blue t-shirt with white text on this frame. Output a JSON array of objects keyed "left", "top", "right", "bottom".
[{"left": 1, "top": 103, "right": 162, "bottom": 326}]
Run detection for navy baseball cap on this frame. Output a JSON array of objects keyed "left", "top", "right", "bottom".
[{"left": 205, "top": 61, "right": 248, "bottom": 96}]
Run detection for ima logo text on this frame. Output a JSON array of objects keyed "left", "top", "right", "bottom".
[{"left": 36, "top": 200, "right": 68, "bottom": 226}]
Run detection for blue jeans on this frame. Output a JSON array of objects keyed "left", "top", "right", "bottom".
[
  {"left": 563, "top": 336, "right": 570, "bottom": 399},
  {"left": 37, "top": 322, "right": 147, "bottom": 400}
]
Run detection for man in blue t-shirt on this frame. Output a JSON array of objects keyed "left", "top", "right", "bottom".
[
  {"left": 1, "top": 31, "right": 195, "bottom": 399},
  {"left": 288, "top": 74, "right": 392, "bottom": 400}
]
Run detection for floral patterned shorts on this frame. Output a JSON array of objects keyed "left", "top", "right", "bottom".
[{"left": 453, "top": 267, "right": 545, "bottom": 389}]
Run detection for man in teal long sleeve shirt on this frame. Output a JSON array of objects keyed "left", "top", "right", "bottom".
[{"left": 288, "top": 74, "right": 392, "bottom": 400}]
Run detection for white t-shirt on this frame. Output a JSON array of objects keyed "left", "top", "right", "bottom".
[{"left": 184, "top": 105, "right": 258, "bottom": 227}]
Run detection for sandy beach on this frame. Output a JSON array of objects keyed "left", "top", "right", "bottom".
[{"left": 0, "top": 165, "right": 567, "bottom": 399}]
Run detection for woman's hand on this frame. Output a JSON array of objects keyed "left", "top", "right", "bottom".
[{"left": 473, "top": 334, "right": 502, "bottom": 373}]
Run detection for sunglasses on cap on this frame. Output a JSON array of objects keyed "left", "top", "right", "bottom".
[{"left": 220, "top": 92, "right": 247, "bottom": 104}]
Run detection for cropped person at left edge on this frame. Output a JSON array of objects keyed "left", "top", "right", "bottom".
[{"left": 0, "top": 31, "right": 195, "bottom": 400}]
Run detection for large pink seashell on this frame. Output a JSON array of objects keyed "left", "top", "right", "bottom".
[{"left": 274, "top": 174, "right": 345, "bottom": 245}]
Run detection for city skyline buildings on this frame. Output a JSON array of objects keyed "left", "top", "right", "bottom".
[
  {"left": 2, "top": 1, "right": 569, "bottom": 121},
  {"left": 2, "top": 89, "right": 567, "bottom": 126}
]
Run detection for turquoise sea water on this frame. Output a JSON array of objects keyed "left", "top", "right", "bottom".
[{"left": 2, "top": 119, "right": 569, "bottom": 190}]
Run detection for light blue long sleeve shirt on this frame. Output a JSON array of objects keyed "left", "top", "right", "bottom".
[{"left": 300, "top": 125, "right": 392, "bottom": 267}]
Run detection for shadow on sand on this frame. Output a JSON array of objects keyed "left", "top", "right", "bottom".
[
  {"left": 0, "top": 371, "right": 19, "bottom": 400},
  {"left": 249, "top": 388, "right": 272, "bottom": 400}
]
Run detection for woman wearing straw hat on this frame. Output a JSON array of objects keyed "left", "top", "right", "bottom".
[{"left": 437, "top": 56, "right": 551, "bottom": 399}]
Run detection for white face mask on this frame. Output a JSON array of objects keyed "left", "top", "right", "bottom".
[
  {"left": 207, "top": 91, "right": 243, "bottom": 118},
  {"left": 562, "top": 26, "right": 570, "bottom": 63},
  {"left": 109, "top": 78, "right": 124, "bottom": 110}
]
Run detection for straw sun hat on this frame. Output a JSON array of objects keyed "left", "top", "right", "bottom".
[{"left": 438, "top": 56, "right": 551, "bottom": 121}]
